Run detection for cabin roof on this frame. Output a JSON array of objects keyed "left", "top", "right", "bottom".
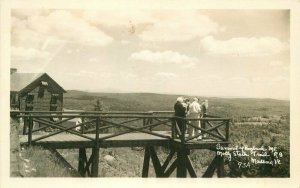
[
  {"left": 10, "top": 72, "right": 66, "bottom": 93},
  {"left": 11, "top": 73, "right": 43, "bottom": 92}
]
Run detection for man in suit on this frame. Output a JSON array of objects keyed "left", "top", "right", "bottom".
[{"left": 174, "top": 97, "right": 187, "bottom": 139}]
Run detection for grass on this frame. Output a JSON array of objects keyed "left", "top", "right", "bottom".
[
  {"left": 20, "top": 146, "right": 76, "bottom": 177},
  {"left": 59, "top": 147, "right": 166, "bottom": 177}
]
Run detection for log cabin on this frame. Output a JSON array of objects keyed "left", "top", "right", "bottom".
[{"left": 10, "top": 68, "right": 66, "bottom": 111}]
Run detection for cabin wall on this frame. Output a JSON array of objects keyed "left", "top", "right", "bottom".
[
  {"left": 10, "top": 92, "right": 19, "bottom": 110},
  {"left": 19, "top": 85, "right": 63, "bottom": 111}
]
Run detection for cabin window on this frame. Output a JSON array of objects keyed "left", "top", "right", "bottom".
[
  {"left": 25, "top": 93, "right": 34, "bottom": 110},
  {"left": 10, "top": 93, "right": 19, "bottom": 109},
  {"left": 15, "top": 94, "right": 19, "bottom": 103},
  {"left": 50, "top": 93, "right": 59, "bottom": 111},
  {"left": 10, "top": 94, "right": 15, "bottom": 105},
  {"left": 41, "top": 81, "right": 48, "bottom": 86},
  {"left": 38, "top": 81, "right": 48, "bottom": 98}
]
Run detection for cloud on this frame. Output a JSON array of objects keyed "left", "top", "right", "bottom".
[
  {"left": 156, "top": 72, "right": 177, "bottom": 79},
  {"left": 11, "top": 9, "right": 47, "bottom": 19},
  {"left": 139, "top": 11, "right": 221, "bottom": 42},
  {"left": 269, "top": 61, "right": 289, "bottom": 73},
  {"left": 120, "top": 72, "right": 137, "bottom": 79},
  {"left": 269, "top": 60, "right": 285, "bottom": 67},
  {"left": 79, "top": 70, "right": 97, "bottom": 78},
  {"left": 191, "top": 74, "right": 222, "bottom": 81},
  {"left": 83, "top": 10, "right": 155, "bottom": 26},
  {"left": 200, "top": 36, "right": 288, "bottom": 56},
  {"left": 229, "top": 76, "right": 249, "bottom": 83},
  {"left": 283, "top": 66, "right": 289, "bottom": 72},
  {"left": 130, "top": 50, "right": 197, "bottom": 68},
  {"left": 29, "top": 10, "right": 113, "bottom": 46},
  {"left": 273, "top": 75, "right": 289, "bottom": 82},
  {"left": 89, "top": 57, "right": 99, "bottom": 62},
  {"left": 11, "top": 46, "right": 50, "bottom": 61},
  {"left": 120, "top": 40, "right": 131, "bottom": 45},
  {"left": 66, "top": 49, "right": 73, "bottom": 54},
  {"left": 65, "top": 70, "right": 98, "bottom": 78},
  {"left": 12, "top": 27, "right": 54, "bottom": 49},
  {"left": 12, "top": 10, "right": 113, "bottom": 48},
  {"left": 83, "top": 10, "right": 222, "bottom": 42}
]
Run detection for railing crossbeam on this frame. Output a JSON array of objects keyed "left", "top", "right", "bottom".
[
  {"left": 12, "top": 111, "right": 231, "bottom": 147},
  {"left": 185, "top": 121, "right": 226, "bottom": 141},
  {"left": 32, "top": 118, "right": 95, "bottom": 142},
  {"left": 98, "top": 118, "right": 171, "bottom": 140}
]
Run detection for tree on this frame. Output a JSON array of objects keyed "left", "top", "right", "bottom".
[{"left": 94, "top": 99, "right": 103, "bottom": 111}]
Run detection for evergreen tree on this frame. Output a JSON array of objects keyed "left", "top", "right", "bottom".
[{"left": 94, "top": 99, "right": 103, "bottom": 111}]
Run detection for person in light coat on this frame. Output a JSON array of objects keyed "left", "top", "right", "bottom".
[
  {"left": 188, "top": 98, "right": 202, "bottom": 140},
  {"left": 75, "top": 118, "right": 83, "bottom": 132}
]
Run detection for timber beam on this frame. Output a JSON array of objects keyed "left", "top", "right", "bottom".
[
  {"left": 48, "top": 148, "right": 81, "bottom": 177},
  {"left": 202, "top": 153, "right": 225, "bottom": 178},
  {"left": 78, "top": 148, "right": 100, "bottom": 177},
  {"left": 141, "top": 146, "right": 197, "bottom": 178}
]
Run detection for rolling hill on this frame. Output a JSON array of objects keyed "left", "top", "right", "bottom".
[{"left": 64, "top": 90, "right": 290, "bottom": 120}]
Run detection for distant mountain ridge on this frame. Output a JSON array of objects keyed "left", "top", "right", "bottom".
[
  {"left": 64, "top": 90, "right": 289, "bottom": 119},
  {"left": 66, "top": 90, "right": 289, "bottom": 101}
]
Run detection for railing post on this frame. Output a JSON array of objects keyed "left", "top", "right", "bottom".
[
  {"left": 201, "top": 114, "right": 206, "bottom": 138},
  {"left": 181, "top": 118, "right": 186, "bottom": 144},
  {"left": 171, "top": 117, "right": 176, "bottom": 140},
  {"left": 23, "top": 116, "right": 27, "bottom": 135},
  {"left": 225, "top": 120, "right": 230, "bottom": 141},
  {"left": 78, "top": 148, "right": 87, "bottom": 177},
  {"left": 28, "top": 117, "right": 33, "bottom": 146},
  {"left": 149, "top": 113, "right": 153, "bottom": 131},
  {"left": 143, "top": 117, "right": 148, "bottom": 131},
  {"left": 143, "top": 117, "right": 146, "bottom": 127},
  {"left": 102, "top": 117, "right": 106, "bottom": 133},
  {"left": 81, "top": 117, "right": 84, "bottom": 134},
  {"left": 217, "top": 154, "right": 225, "bottom": 177},
  {"left": 177, "top": 149, "right": 187, "bottom": 177},
  {"left": 91, "top": 117, "right": 100, "bottom": 177},
  {"left": 95, "top": 117, "right": 100, "bottom": 147},
  {"left": 142, "top": 146, "right": 151, "bottom": 177}
]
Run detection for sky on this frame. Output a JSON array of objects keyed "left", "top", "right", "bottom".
[{"left": 11, "top": 9, "right": 290, "bottom": 99}]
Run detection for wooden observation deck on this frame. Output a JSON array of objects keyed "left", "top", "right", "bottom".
[{"left": 11, "top": 111, "right": 231, "bottom": 178}]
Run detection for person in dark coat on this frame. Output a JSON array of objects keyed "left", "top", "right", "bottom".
[
  {"left": 200, "top": 99, "right": 209, "bottom": 138},
  {"left": 174, "top": 97, "right": 187, "bottom": 138},
  {"left": 200, "top": 99, "right": 208, "bottom": 117}
]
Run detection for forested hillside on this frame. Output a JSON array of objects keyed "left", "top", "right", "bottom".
[{"left": 64, "top": 90, "right": 289, "bottom": 119}]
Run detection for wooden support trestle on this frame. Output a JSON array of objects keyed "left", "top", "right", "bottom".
[
  {"left": 48, "top": 149, "right": 80, "bottom": 177},
  {"left": 78, "top": 148, "right": 88, "bottom": 176},
  {"left": 202, "top": 153, "right": 225, "bottom": 178},
  {"left": 141, "top": 146, "right": 198, "bottom": 178},
  {"left": 78, "top": 147, "right": 100, "bottom": 177},
  {"left": 142, "top": 147, "right": 151, "bottom": 177}
]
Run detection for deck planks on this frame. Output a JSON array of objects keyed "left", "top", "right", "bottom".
[{"left": 20, "top": 131, "right": 229, "bottom": 149}]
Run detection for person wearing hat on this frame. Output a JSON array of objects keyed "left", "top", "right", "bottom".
[
  {"left": 188, "top": 97, "right": 202, "bottom": 140},
  {"left": 200, "top": 99, "right": 209, "bottom": 138},
  {"left": 174, "top": 97, "right": 187, "bottom": 138},
  {"left": 200, "top": 99, "right": 208, "bottom": 117}
]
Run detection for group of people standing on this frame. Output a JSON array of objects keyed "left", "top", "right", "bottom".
[{"left": 174, "top": 97, "right": 208, "bottom": 140}]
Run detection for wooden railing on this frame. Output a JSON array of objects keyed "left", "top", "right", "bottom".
[{"left": 10, "top": 111, "right": 231, "bottom": 146}]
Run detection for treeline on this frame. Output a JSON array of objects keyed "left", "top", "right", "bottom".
[{"left": 64, "top": 90, "right": 289, "bottom": 118}]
